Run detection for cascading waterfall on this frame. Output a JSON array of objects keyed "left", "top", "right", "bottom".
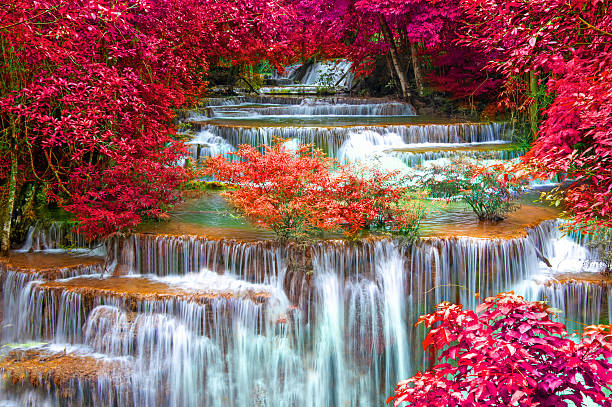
[
  {"left": 515, "top": 222, "right": 611, "bottom": 330},
  {"left": 2, "top": 220, "right": 568, "bottom": 406},
  {"left": 16, "top": 222, "right": 95, "bottom": 252},
  {"left": 534, "top": 280, "right": 611, "bottom": 330},
  {"left": 207, "top": 101, "right": 416, "bottom": 117},
  {"left": 185, "top": 129, "right": 235, "bottom": 161},
  {"left": 199, "top": 96, "right": 308, "bottom": 107},
  {"left": 123, "top": 234, "right": 286, "bottom": 279},
  {"left": 1, "top": 90, "right": 605, "bottom": 406},
  {"left": 197, "top": 96, "right": 414, "bottom": 109},
  {"left": 299, "top": 60, "right": 353, "bottom": 88},
  {"left": 188, "top": 122, "right": 508, "bottom": 159},
  {"left": 389, "top": 147, "right": 524, "bottom": 167},
  {"left": 0, "top": 258, "right": 104, "bottom": 342}
]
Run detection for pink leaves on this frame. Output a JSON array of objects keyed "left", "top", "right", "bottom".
[
  {"left": 389, "top": 292, "right": 612, "bottom": 407},
  {"left": 1, "top": 0, "right": 203, "bottom": 239},
  {"left": 528, "top": 36, "right": 537, "bottom": 47},
  {"left": 458, "top": 0, "right": 612, "bottom": 230}
]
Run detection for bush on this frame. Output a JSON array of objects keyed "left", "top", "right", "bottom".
[
  {"left": 388, "top": 292, "right": 612, "bottom": 407},
  {"left": 420, "top": 159, "right": 526, "bottom": 221},
  {"left": 383, "top": 202, "right": 425, "bottom": 243},
  {"left": 463, "top": 163, "right": 525, "bottom": 221},
  {"left": 205, "top": 141, "right": 422, "bottom": 241},
  {"left": 205, "top": 141, "right": 337, "bottom": 240}
]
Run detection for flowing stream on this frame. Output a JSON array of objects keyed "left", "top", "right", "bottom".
[{"left": 0, "top": 94, "right": 609, "bottom": 406}]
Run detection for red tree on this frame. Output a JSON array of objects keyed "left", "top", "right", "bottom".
[
  {"left": 389, "top": 292, "right": 612, "bottom": 407},
  {"left": 459, "top": 0, "right": 612, "bottom": 229},
  {"left": 0, "top": 0, "right": 298, "bottom": 248},
  {"left": 291, "top": 0, "right": 464, "bottom": 98}
]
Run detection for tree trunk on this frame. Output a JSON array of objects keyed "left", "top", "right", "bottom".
[
  {"left": 410, "top": 42, "right": 424, "bottom": 96},
  {"left": 385, "top": 54, "right": 395, "bottom": 80},
  {"left": 528, "top": 71, "right": 539, "bottom": 138},
  {"left": 1, "top": 150, "right": 17, "bottom": 254},
  {"left": 379, "top": 15, "right": 410, "bottom": 99}
]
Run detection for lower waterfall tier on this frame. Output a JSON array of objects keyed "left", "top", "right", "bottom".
[{"left": 1, "top": 219, "right": 609, "bottom": 407}]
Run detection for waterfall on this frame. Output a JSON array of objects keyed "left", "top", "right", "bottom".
[
  {"left": 5, "top": 268, "right": 299, "bottom": 407},
  {"left": 1, "top": 88, "right": 605, "bottom": 405},
  {"left": 389, "top": 146, "right": 523, "bottom": 167},
  {"left": 298, "top": 60, "right": 353, "bottom": 88},
  {"left": 188, "top": 122, "right": 508, "bottom": 159},
  {"left": 515, "top": 224, "right": 611, "bottom": 331},
  {"left": 16, "top": 222, "right": 95, "bottom": 253},
  {"left": 2, "top": 217, "right": 607, "bottom": 406},
  {"left": 1, "top": 257, "right": 104, "bottom": 342},
  {"left": 536, "top": 280, "right": 610, "bottom": 331},
  {"left": 185, "top": 129, "right": 235, "bottom": 161},
  {"left": 207, "top": 101, "right": 416, "bottom": 117}
]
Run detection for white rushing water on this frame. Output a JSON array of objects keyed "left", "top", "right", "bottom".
[
  {"left": 300, "top": 60, "right": 353, "bottom": 88},
  {"left": 514, "top": 226, "right": 610, "bottom": 331},
  {"left": 185, "top": 129, "right": 235, "bottom": 161},
  {"left": 8, "top": 220, "right": 601, "bottom": 406},
  {"left": 1, "top": 92, "right": 607, "bottom": 405}
]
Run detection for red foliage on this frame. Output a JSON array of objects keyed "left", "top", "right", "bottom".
[
  {"left": 205, "top": 141, "right": 419, "bottom": 239},
  {"left": 389, "top": 292, "right": 612, "bottom": 407},
  {"left": 205, "top": 142, "right": 339, "bottom": 239},
  {"left": 425, "top": 45, "right": 503, "bottom": 103},
  {"left": 331, "top": 165, "right": 409, "bottom": 234},
  {"left": 288, "top": 0, "right": 500, "bottom": 103},
  {"left": 291, "top": 0, "right": 464, "bottom": 76},
  {"left": 459, "top": 0, "right": 612, "bottom": 228},
  {"left": 0, "top": 0, "right": 295, "bottom": 240},
  {"left": 526, "top": 56, "right": 612, "bottom": 228}
]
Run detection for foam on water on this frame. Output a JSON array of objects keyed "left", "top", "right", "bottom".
[
  {"left": 186, "top": 122, "right": 508, "bottom": 160},
  {"left": 186, "top": 129, "right": 235, "bottom": 160},
  {"left": 1, "top": 94, "right": 606, "bottom": 405}
]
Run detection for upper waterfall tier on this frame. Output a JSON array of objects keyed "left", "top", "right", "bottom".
[
  {"left": 199, "top": 98, "right": 416, "bottom": 117},
  {"left": 201, "top": 95, "right": 408, "bottom": 107},
  {"left": 264, "top": 60, "right": 353, "bottom": 90},
  {"left": 185, "top": 122, "right": 509, "bottom": 160},
  {"left": 16, "top": 221, "right": 97, "bottom": 253},
  {"left": 181, "top": 95, "right": 511, "bottom": 170}
]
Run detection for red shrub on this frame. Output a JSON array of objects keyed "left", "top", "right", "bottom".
[
  {"left": 389, "top": 292, "right": 612, "bottom": 407},
  {"left": 205, "top": 141, "right": 421, "bottom": 240}
]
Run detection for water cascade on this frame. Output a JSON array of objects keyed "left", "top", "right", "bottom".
[
  {"left": 0, "top": 94, "right": 607, "bottom": 406},
  {"left": 205, "top": 100, "right": 416, "bottom": 117},
  {"left": 299, "top": 60, "right": 353, "bottom": 88},
  {"left": 188, "top": 122, "right": 508, "bottom": 160},
  {"left": 516, "top": 226, "right": 611, "bottom": 331},
  {"left": 16, "top": 222, "right": 95, "bottom": 253}
]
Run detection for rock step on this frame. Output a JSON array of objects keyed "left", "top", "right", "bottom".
[
  {"left": 0, "top": 253, "right": 105, "bottom": 281},
  {"left": 0, "top": 347, "right": 129, "bottom": 405},
  {"left": 543, "top": 272, "right": 612, "bottom": 287},
  {"left": 14, "top": 274, "right": 280, "bottom": 343},
  {"left": 39, "top": 275, "right": 271, "bottom": 305}
]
